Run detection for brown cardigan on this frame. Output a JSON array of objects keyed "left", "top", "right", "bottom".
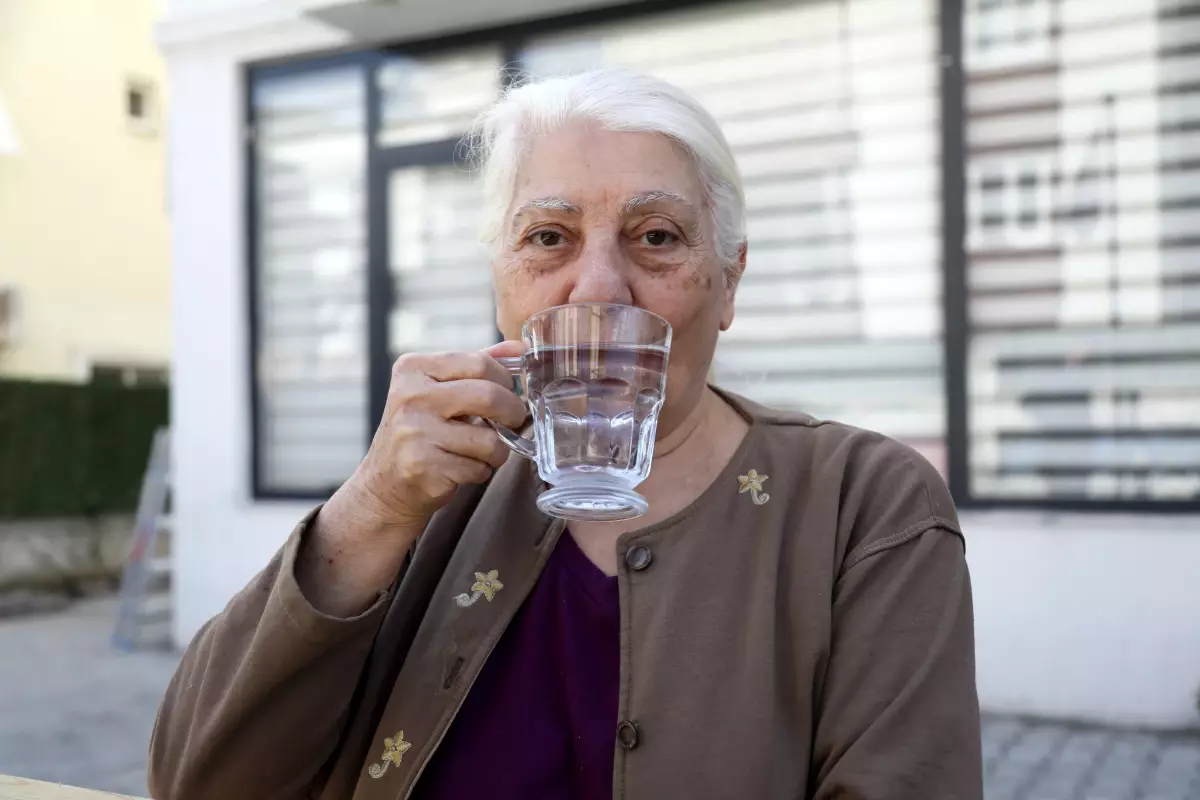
[{"left": 148, "top": 393, "right": 982, "bottom": 799}]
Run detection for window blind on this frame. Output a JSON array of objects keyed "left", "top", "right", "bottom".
[
  {"left": 388, "top": 164, "right": 497, "bottom": 356},
  {"left": 378, "top": 48, "right": 503, "bottom": 147},
  {"left": 252, "top": 66, "right": 368, "bottom": 492},
  {"left": 965, "top": 0, "right": 1200, "bottom": 501},
  {"left": 380, "top": 51, "right": 503, "bottom": 359},
  {"left": 522, "top": 0, "right": 947, "bottom": 467}
]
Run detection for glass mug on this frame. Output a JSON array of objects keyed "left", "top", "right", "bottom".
[{"left": 488, "top": 303, "right": 672, "bottom": 521}]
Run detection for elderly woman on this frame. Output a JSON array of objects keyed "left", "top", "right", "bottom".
[{"left": 149, "top": 69, "right": 981, "bottom": 799}]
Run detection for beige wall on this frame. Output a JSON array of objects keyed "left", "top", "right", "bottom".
[{"left": 0, "top": 0, "right": 169, "bottom": 381}]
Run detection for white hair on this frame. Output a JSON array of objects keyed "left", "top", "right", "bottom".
[{"left": 467, "top": 69, "right": 747, "bottom": 282}]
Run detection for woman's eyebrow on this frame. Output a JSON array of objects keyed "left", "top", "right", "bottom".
[
  {"left": 511, "top": 197, "right": 582, "bottom": 228},
  {"left": 622, "top": 190, "right": 696, "bottom": 214},
  {"left": 509, "top": 192, "right": 697, "bottom": 232}
]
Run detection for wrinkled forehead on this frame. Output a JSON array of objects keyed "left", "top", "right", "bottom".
[
  {"left": 505, "top": 125, "right": 709, "bottom": 219},
  {"left": 511, "top": 190, "right": 699, "bottom": 221}
]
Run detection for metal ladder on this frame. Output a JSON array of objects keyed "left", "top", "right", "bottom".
[{"left": 112, "top": 426, "right": 173, "bottom": 650}]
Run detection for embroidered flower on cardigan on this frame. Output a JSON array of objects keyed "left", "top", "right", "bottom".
[
  {"left": 738, "top": 469, "right": 770, "bottom": 505},
  {"left": 368, "top": 731, "right": 412, "bottom": 779},
  {"left": 454, "top": 570, "right": 504, "bottom": 607}
]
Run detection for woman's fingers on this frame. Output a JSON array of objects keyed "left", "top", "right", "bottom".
[
  {"left": 436, "top": 418, "right": 513, "bottom": 469},
  {"left": 426, "top": 378, "right": 527, "bottom": 428},
  {"left": 394, "top": 349, "right": 515, "bottom": 387}
]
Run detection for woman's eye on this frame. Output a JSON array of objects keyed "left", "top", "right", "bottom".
[
  {"left": 641, "top": 229, "right": 677, "bottom": 247},
  {"left": 531, "top": 230, "right": 565, "bottom": 247}
]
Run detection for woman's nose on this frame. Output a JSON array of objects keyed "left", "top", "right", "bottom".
[{"left": 567, "top": 236, "right": 633, "bottom": 305}]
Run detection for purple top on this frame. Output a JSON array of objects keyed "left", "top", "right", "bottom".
[{"left": 411, "top": 531, "right": 620, "bottom": 800}]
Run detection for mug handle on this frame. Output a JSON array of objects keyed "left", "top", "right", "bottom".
[{"left": 488, "top": 355, "right": 537, "bottom": 461}]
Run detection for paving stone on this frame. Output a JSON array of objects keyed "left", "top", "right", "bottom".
[
  {"left": 984, "top": 718, "right": 1028, "bottom": 776},
  {"left": 988, "top": 758, "right": 1047, "bottom": 800},
  {"left": 0, "top": 597, "right": 178, "bottom": 796},
  {"left": 1003, "top": 725, "right": 1069, "bottom": 767},
  {"left": 1141, "top": 750, "right": 1200, "bottom": 800},
  {"left": 984, "top": 788, "right": 1020, "bottom": 800},
  {"left": 1023, "top": 759, "right": 1090, "bottom": 798},
  {"left": 1155, "top": 741, "right": 1200, "bottom": 774}
]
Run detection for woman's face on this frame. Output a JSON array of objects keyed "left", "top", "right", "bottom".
[{"left": 492, "top": 122, "right": 743, "bottom": 434}]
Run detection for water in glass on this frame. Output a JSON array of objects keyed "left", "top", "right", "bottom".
[{"left": 524, "top": 342, "right": 667, "bottom": 495}]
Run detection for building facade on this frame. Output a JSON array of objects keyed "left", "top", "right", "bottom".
[
  {"left": 0, "top": 0, "right": 170, "bottom": 383},
  {"left": 160, "top": 0, "right": 1200, "bottom": 727}
]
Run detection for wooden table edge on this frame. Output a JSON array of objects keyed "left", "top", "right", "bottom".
[{"left": 0, "top": 775, "right": 147, "bottom": 800}]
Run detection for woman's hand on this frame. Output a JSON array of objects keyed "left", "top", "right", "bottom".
[
  {"left": 345, "top": 340, "right": 528, "bottom": 528},
  {"left": 297, "top": 340, "right": 527, "bottom": 617}
]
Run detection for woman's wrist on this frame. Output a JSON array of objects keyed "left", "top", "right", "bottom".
[{"left": 295, "top": 487, "right": 424, "bottom": 618}]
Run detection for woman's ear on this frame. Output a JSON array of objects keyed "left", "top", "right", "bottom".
[{"left": 719, "top": 241, "right": 747, "bottom": 331}]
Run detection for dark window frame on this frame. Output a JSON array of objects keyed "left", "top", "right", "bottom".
[{"left": 244, "top": 0, "right": 1200, "bottom": 512}]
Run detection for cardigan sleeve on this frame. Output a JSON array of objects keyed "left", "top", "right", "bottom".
[
  {"left": 147, "top": 510, "right": 396, "bottom": 800},
  {"left": 808, "top": 428, "right": 982, "bottom": 800}
]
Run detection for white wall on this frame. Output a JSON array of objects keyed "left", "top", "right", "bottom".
[
  {"left": 965, "top": 510, "right": 1200, "bottom": 729},
  {"left": 162, "top": 0, "right": 1200, "bottom": 730},
  {"left": 160, "top": 5, "right": 350, "bottom": 644}
]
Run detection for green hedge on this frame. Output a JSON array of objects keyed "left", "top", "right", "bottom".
[{"left": 0, "top": 379, "right": 168, "bottom": 519}]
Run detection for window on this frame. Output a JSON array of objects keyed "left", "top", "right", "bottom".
[
  {"left": 125, "top": 77, "right": 158, "bottom": 135},
  {"left": 246, "top": 0, "right": 1199, "bottom": 509},
  {"left": 250, "top": 64, "right": 369, "bottom": 494},
  {"left": 248, "top": 50, "right": 503, "bottom": 496},
  {"left": 387, "top": 164, "right": 496, "bottom": 358},
  {"left": 377, "top": 48, "right": 502, "bottom": 148},
  {"left": 127, "top": 87, "right": 146, "bottom": 119},
  {"left": 962, "top": 1, "right": 1200, "bottom": 503},
  {"left": 377, "top": 49, "right": 504, "bottom": 361}
]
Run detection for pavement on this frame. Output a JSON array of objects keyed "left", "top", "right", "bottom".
[
  {"left": 0, "top": 596, "right": 1198, "bottom": 799},
  {"left": 0, "top": 597, "right": 178, "bottom": 796},
  {"left": 983, "top": 717, "right": 1200, "bottom": 800}
]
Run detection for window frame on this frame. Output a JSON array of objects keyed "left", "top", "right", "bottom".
[{"left": 243, "top": 0, "right": 1200, "bottom": 512}]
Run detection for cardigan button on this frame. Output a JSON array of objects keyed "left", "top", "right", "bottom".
[
  {"left": 624, "top": 545, "right": 653, "bottom": 572},
  {"left": 616, "top": 719, "right": 640, "bottom": 750}
]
